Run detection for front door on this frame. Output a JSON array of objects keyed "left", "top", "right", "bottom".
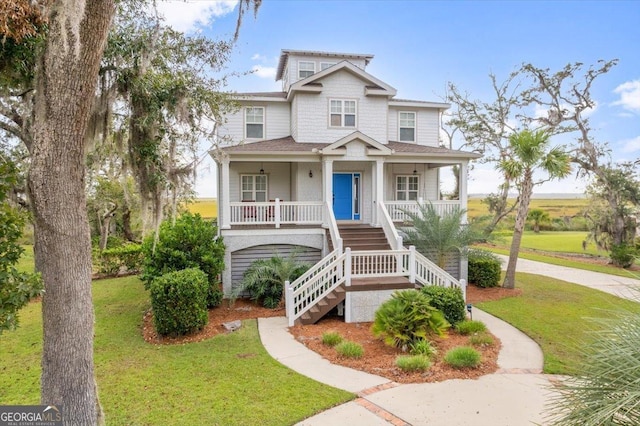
[{"left": 333, "top": 173, "right": 360, "bottom": 220}]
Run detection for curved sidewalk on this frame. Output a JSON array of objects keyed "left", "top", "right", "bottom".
[
  {"left": 496, "top": 254, "right": 640, "bottom": 300},
  {"left": 259, "top": 309, "right": 553, "bottom": 426}
]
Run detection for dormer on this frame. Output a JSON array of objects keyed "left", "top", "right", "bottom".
[{"left": 276, "top": 49, "right": 374, "bottom": 92}]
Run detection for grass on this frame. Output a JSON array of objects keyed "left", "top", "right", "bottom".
[
  {"left": 17, "top": 245, "right": 35, "bottom": 273},
  {"left": 185, "top": 198, "right": 218, "bottom": 219},
  {"left": 455, "top": 320, "right": 487, "bottom": 335},
  {"left": 443, "top": 346, "right": 481, "bottom": 369},
  {"left": 395, "top": 355, "right": 431, "bottom": 371},
  {"left": 489, "top": 230, "right": 601, "bottom": 256},
  {"left": 475, "top": 272, "right": 640, "bottom": 375},
  {"left": 321, "top": 331, "right": 344, "bottom": 347},
  {"left": 335, "top": 341, "right": 364, "bottom": 359},
  {"left": 467, "top": 197, "right": 589, "bottom": 220},
  {"left": 468, "top": 334, "right": 495, "bottom": 347},
  {"left": 0, "top": 276, "right": 353, "bottom": 425}
]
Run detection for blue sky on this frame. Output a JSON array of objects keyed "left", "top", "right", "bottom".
[{"left": 156, "top": 0, "right": 640, "bottom": 196}]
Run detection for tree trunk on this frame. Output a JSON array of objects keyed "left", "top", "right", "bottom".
[
  {"left": 503, "top": 171, "right": 534, "bottom": 289},
  {"left": 27, "top": 1, "right": 115, "bottom": 424},
  {"left": 483, "top": 180, "right": 516, "bottom": 237}
]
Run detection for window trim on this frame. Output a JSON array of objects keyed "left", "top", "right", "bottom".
[
  {"left": 399, "top": 111, "right": 416, "bottom": 142},
  {"left": 298, "top": 61, "right": 316, "bottom": 79},
  {"left": 245, "top": 106, "right": 265, "bottom": 139},
  {"left": 320, "top": 61, "right": 337, "bottom": 71},
  {"left": 329, "top": 99, "right": 357, "bottom": 128},
  {"left": 395, "top": 175, "right": 419, "bottom": 201},
  {"left": 240, "top": 174, "right": 268, "bottom": 202}
]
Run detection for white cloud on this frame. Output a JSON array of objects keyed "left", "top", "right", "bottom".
[
  {"left": 155, "top": 0, "right": 238, "bottom": 33},
  {"left": 619, "top": 136, "right": 640, "bottom": 153},
  {"left": 613, "top": 79, "right": 640, "bottom": 113},
  {"left": 251, "top": 53, "right": 267, "bottom": 62},
  {"left": 252, "top": 65, "right": 277, "bottom": 79}
]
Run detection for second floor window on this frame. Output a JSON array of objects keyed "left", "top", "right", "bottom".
[
  {"left": 330, "top": 99, "right": 356, "bottom": 127},
  {"left": 245, "top": 107, "right": 264, "bottom": 139},
  {"left": 399, "top": 111, "right": 416, "bottom": 142},
  {"left": 298, "top": 61, "right": 315, "bottom": 79},
  {"left": 241, "top": 174, "right": 268, "bottom": 202},
  {"left": 396, "top": 175, "right": 419, "bottom": 201},
  {"left": 320, "top": 62, "right": 336, "bottom": 71}
]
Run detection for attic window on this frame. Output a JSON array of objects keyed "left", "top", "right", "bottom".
[
  {"left": 320, "top": 62, "right": 336, "bottom": 71},
  {"left": 330, "top": 99, "right": 356, "bottom": 128},
  {"left": 298, "top": 61, "right": 315, "bottom": 79},
  {"left": 399, "top": 111, "right": 416, "bottom": 142}
]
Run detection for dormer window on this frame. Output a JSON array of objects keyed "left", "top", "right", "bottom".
[
  {"left": 245, "top": 107, "right": 264, "bottom": 139},
  {"left": 330, "top": 99, "right": 356, "bottom": 127},
  {"left": 399, "top": 111, "right": 416, "bottom": 142},
  {"left": 298, "top": 61, "right": 315, "bottom": 79}
]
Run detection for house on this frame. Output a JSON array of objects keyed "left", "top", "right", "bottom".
[{"left": 212, "top": 49, "right": 481, "bottom": 325}]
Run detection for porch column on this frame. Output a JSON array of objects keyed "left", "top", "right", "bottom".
[
  {"left": 459, "top": 161, "right": 468, "bottom": 224},
  {"left": 220, "top": 157, "right": 231, "bottom": 229},
  {"left": 322, "top": 158, "right": 333, "bottom": 226},
  {"left": 373, "top": 159, "right": 384, "bottom": 226}
]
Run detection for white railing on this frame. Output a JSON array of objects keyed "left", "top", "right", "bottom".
[
  {"left": 378, "top": 202, "right": 403, "bottom": 250},
  {"left": 286, "top": 249, "right": 346, "bottom": 326},
  {"left": 229, "top": 199, "right": 323, "bottom": 227},
  {"left": 285, "top": 245, "right": 466, "bottom": 325},
  {"left": 324, "top": 201, "right": 343, "bottom": 253},
  {"left": 384, "top": 200, "right": 461, "bottom": 222}
]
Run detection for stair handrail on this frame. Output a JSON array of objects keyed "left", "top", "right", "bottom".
[
  {"left": 324, "top": 201, "right": 343, "bottom": 253},
  {"left": 413, "top": 250, "right": 467, "bottom": 301},
  {"left": 286, "top": 250, "right": 347, "bottom": 326},
  {"left": 378, "top": 202, "right": 403, "bottom": 250}
]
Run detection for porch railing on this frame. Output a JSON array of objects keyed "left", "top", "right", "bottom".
[
  {"left": 285, "top": 246, "right": 465, "bottom": 326},
  {"left": 384, "top": 200, "right": 461, "bottom": 222},
  {"left": 229, "top": 199, "right": 323, "bottom": 227},
  {"left": 378, "top": 202, "right": 403, "bottom": 250},
  {"left": 325, "top": 201, "right": 343, "bottom": 253}
]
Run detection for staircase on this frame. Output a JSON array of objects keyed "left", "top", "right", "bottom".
[
  {"left": 296, "top": 284, "right": 346, "bottom": 325},
  {"left": 338, "top": 224, "right": 391, "bottom": 251}
]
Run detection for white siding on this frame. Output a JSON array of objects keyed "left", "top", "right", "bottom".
[
  {"left": 229, "top": 162, "right": 292, "bottom": 202},
  {"left": 286, "top": 54, "right": 367, "bottom": 87},
  {"left": 384, "top": 164, "right": 439, "bottom": 201},
  {"left": 295, "top": 163, "right": 322, "bottom": 201},
  {"left": 387, "top": 107, "right": 440, "bottom": 147},
  {"left": 294, "top": 71, "right": 388, "bottom": 143},
  {"left": 291, "top": 97, "right": 299, "bottom": 140},
  {"left": 217, "top": 102, "right": 291, "bottom": 144}
]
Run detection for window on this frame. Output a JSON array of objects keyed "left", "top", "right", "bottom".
[
  {"left": 396, "top": 175, "right": 419, "bottom": 201},
  {"left": 320, "top": 62, "right": 336, "bottom": 71},
  {"left": 330, "top": 99, "right": 356, "bottom": 127},
  {"left": 245, "top": 107, "right": 264, "bottom": 139},
  {"left": 399, "top": 111, "right": 416, "bottom": 142},
  {"left": 298, "top": 61, "right": 315, "bottom": 79},
  {"left": 241, "top": 175, "right": 268, "bottom": 202}
]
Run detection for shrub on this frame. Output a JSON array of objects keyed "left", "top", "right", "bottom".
[
  {"left": 455, "top": 320, "right": 487, "bottom": 335},
  {"left": 469, "top": 334, "right": 495, "bottom": 347},
  {"left": 238, "top": 253, "right": 310, "bottom": 309},
  {"left": 95, "top": 244, "right": 143, "bottom": 276},
  {"left": 396, "top": 355, "right": 431, "bottom": 372},
  {"left": 335, "top": 341, "right": 364, "bottom": 358},
  {"left": 372, "top": 290, "right": 449, "bottom": 350},
  {"left": 409, "top": 339, "right": 437, "bottom": 357},
  {"left": 420, "top": 285, "right": 466, "bottom": 325},
  {"left": 610, "top": 243, "right": 636, "bottom": 268},
  {"left": 444, "top": 346, "right": 481, "bottom": 369},
  {"left": 149, "top": 268, "right": 209, "bottom": 336},
  {"left": 322, "top": 331, "right": 344, "bottom": 347},
  {"left": 468, "top": 249, "right": 501, "bottom": 288},
  {"left": 141, "top": 212, "right": 224, "bottom": 308}
]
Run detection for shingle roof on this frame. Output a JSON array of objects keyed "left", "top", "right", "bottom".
[{"left": 234, "top": 92, "right": 287, "bottom": 98}]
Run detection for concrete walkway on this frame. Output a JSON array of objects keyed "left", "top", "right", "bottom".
[
  {"left": 496, "top": 254, "right": 640, "bottom": 301},
  {"left": 258, "top": 258, "right": 640, "bottom": 425}
]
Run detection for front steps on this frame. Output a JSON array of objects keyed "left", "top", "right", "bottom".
[
  {"left": 296, "top": 284, "right": 346, "bottom": 325},
  {"left": 338, "top": 224, "right": 391, "bottom": 251}
]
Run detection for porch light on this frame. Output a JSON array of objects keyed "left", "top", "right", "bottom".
[
  {"left": 413, "top": 164, "right": 417, "bottom": 175},
  {"left": 260, "top": 162, "right": 264, "bottom": 174},
  {"left": 309, "top": 170, "right": 313, "bottom": 178}
]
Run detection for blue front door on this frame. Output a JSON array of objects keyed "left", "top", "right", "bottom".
[{"left": 333, "top": 173, "right": 360, "bottom": 220}]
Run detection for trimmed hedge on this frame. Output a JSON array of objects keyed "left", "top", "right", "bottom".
[
  {"left": 468, "top": 249, "right": 501, "bottom": 288},
  {"left": 94, "top": 244, "right": 143, "bottom": 276},
  {"left": 150, "top": 268, "right": 209, "bottom": 336},
  {"left": 421, "top": 286, "right": 466, "bottom": 325}
]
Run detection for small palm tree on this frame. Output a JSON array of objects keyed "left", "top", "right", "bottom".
[
  {"left": 499, "top": 129, "right": 571, "bottom": 288},
  {"left": 236, "top": 253, "right": 310, "bottom": 309},
  {"left": 401, "top": 202, "right": 480, "bottom": 269},
  {"left": 527, "top": 208, "right": 550, "bottom": 233}
]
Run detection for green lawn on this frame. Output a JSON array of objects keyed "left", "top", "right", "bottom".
[
  {"left": 467, "top": 197, "right": 589, "bottom": 220},
  {"left": 0, "top": 276, "right": 352, "bottom": 425},
  {"left": 476, "top": 273, "right": 640, "bottom": 375},
  {"left": 489, "top": 230, "right": 601, "bottom": 256}
]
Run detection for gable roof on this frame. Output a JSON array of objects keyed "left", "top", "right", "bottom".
[
  {"left": 288, "top": 60, "right": 397, "bottom": 99},
  {"left": 320, "top": 131, "right": 393, "bottom": 155},
  {"left": 276, "top": 49, "right": 374, "bottom": 81}
]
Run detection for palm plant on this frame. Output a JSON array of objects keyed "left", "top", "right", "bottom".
[
  {"left": 236, "top": 253, "right": 310, "bottom": 309},
  {"left": 548, "top": 302, "right": 640, "bottom": 425},
  {"left": 499, "top": 129, "right": 571, "bottom": 288},
  {"left": 401, "top": 202, "right": 479, "bottom": 269},
  {"left": 527, "top": 208, "right": 550, "bottom": 233}
]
